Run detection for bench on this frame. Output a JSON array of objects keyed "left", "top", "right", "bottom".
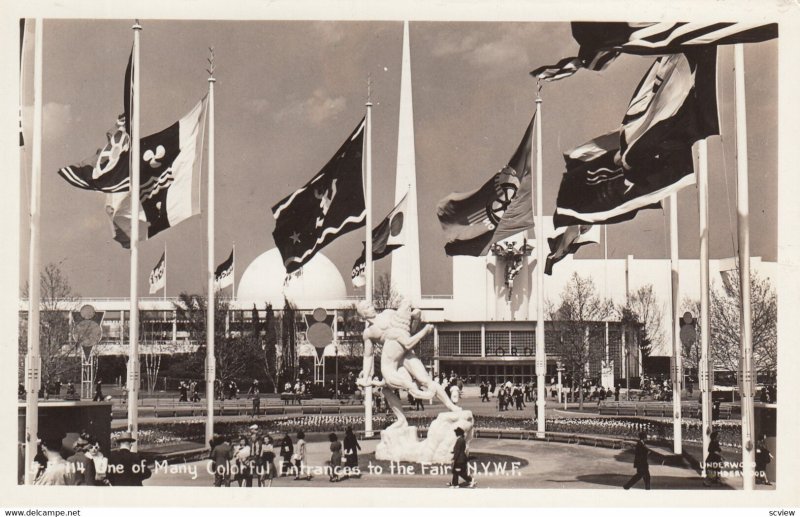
[
  {"left": 319, "top": 406, "right": 340, "bottom": 414},
  {"left": 301, "top": 406, "right": 321, "bottom": 415},
  {"left": 264, "top": 407, "right": 285, "bottom": 416}
]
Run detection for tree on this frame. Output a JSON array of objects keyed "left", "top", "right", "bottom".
[
  {"left": 280, "top": 298, "right": 298, "bottom": 384},
  {"left": 620, "top": 284, "right": 665, "bottom": 360},
  {"left": 19, "top": 262, "right": 81, "bottom": 390},
  {"left": 710, "top": 270, "right": 777, "bottom": 375},
  {"left": 173, "top": 292, "right": 261, "bottom": 385},
  {"left": 260, "top": 303, "right": 281, "bottom": 393},
  {"left": 374, "top": 273, "right": 401, "bottom": 310},
  {"left": 548, "top": 272, "right": 614, "bottom": 409}
]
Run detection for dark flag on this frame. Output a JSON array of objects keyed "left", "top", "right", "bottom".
[
  {"left": 105, "top": 98, "right": 207, "bottom": 247},
  {"left": 58, "top": 52, "right": 133, "bottom": 193},
  {"left": 215, "top": 249, "right": 234, "bottom": 290},
  {"left": 545, "top": 223, "right": 600, "bottom": 275},
  {"left": 272, "top": 118, "right": 367, "bottom": 274},
  {"left": 532, "top": 21, "right": 776, "bottom": 82},
  {"left": 437, "top": 114, "right": 534, "bottom": 256},
  {"left": 148, "top": 252, "right": 166, "bottom": 294},
  {"left": 554, "top": 50, "right": 718, "bottom": 227},
  {"left": 351, "top": 193, "right": 409, "bottom": 287}
]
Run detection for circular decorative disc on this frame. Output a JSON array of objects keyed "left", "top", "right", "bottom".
[{"left": 80, "top": 304, "right": 96, "bottom": 321}]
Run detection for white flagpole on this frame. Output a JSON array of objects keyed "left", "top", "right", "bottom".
[
  {"left": 669, "top": 193, "right": 683, "bottom": 455},
  {"left": 163, "top": 242, "right": 167, "bottom": 301},
  {"left": 127, "top": 20, "right": 142, "bottom": 451},
  {"left": 734, "top": 43, "right": 755, "bottom": 490},
  {"left": 364, "top": 80, "right": 374, "bottom": 438},
  {"left": 698, "top": 138, "right": 713, "bottom": 477},
  {"left": 232, "top": 243, "right": 236, "bottom": 300},
  {"left": 205, "top": 49, "right": 217, "bottom": 448},
  {"left": 534, "top": 89, "right": 546, "bottom": 437},
  {"left": 24, "top": 17, "right": 43, "bottom": 485}
]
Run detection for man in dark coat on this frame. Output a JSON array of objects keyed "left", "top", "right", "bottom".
[
  {"left": 448, "top": 427, "right": 476, "bottom": 488},
  {"left": 623, "top": 431, "right": 651, "bottom": 490},
  {"left": 66, "top": 436, "right": 96, "bottom": 485},
  {"left": 209, "top": 434, "right": 233, "bottom": 487},
  {"left": 106, "top": 432, "right": 152, "bottom": 486}
]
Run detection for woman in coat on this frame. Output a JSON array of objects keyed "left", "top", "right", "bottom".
[
  {"left": 704, "top": 430, "right": 724, "bottom": 486},
  {"left": 343, "top": 426, "right": 361, "bottom": 476},
  {"left": 279, "top": 433, "right": 293, "bottom": 477}
]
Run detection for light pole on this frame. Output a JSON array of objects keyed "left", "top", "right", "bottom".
[
  {"left": 335, "top": 346, "right": 339, "bottom": 400},
  {"left": 557, "top": 362, "right": 565, "bottom": 410}
]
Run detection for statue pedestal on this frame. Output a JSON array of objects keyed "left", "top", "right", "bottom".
[{"left": 375, "top": 410, "right": 474, "bottom": 464}]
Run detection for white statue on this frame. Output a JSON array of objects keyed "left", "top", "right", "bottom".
[{"left": 357, "top": 299, "right": 474, "bottom": 463}]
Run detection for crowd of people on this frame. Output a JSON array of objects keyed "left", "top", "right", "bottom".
[{"left": 208, "top": 425, "right": 362, "bottom": 486}]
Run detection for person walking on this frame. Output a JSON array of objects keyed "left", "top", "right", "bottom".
[
  {"left": 233, "top": 436, "right": 253, "bottom": 487},
  {"left": 704, "top": 431, "right": 724, "bottom": 486},
  {"left": 293, "top": 431, "right": 310, "bottom": 480},
  {"left": 209, "top": 434, "right": 233, "bottom": 487},
  {"left": 480, "top": 382, "right": 489, "bottom": 403},
  {"left": 415, "top": 396, "right": 425, "bottom": 411},
  {"left": 328, "top": 433, "right": 342, "bottom": 482},
  {"left": 623, "top": 431, "right": 651, "bottom": 490},
  {"left": 250, "top": 381, "right": 261, "bottom": 418},
  {"left": 93, "top": 379, "right": 104, "bottom": 402},
  {"left": 343, "top": 427, "right": 361, "bottom": 478},
  {"left": 279, "top": 433, "right": 293, "bottom": 477},
  {"left": 106, "top": 432, "right": 152, "bottom": 486},
  {"left": 448, "top": 427, "right": 475, "bottom": 488},
  {"left": 259, "top": 435, "right": 276, "bottom": 487},
  {"left": 755, "top": 435, "right": 773, "bottom": 486}
]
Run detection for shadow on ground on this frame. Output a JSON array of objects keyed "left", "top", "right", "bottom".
[{"left": 574, "top": 473, "right": 734, "bottom": 490}]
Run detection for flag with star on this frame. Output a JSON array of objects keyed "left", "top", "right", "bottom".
[{"left": 271, "top": 117, "right": 367, "bottom": 274}]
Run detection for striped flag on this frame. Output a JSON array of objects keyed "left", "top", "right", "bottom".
[
  {"left": 554, "top": 50, "right": 718, "bottom": 227},
  {"left": 532, "top": 21, "right": 776, "bottom": 82}
]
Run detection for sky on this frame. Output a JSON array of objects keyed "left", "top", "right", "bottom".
[{"left": 17, "top": 19, "right": 778, "bottom": 299}]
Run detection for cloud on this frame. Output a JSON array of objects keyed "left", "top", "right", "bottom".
[
  {"left": 429, "top": 27, "right": 531, "bottom": 70},
  {"left": 246, "top": 98, "right": 271, "bottom": 114},
  {"left": 275, "top": 89, "right": 347, "bottom": 126}
]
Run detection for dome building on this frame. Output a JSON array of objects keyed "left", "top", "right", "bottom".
[{"left": 236, "top": 248, "right": 348, "bottom": 308}]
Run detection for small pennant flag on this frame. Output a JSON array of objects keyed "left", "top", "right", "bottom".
[
  {"left": 545, "top": 222, "right": 600, "bottom": 275},
  {"left": 149, "top": 252, "right": 166, "bottom": 294},
  {"left": 214, "top": 249, "right": 234, "bottom": 291}
]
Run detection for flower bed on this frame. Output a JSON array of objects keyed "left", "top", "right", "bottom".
[{"left": 125, "top": 415, "right": 741, "bottom": 450}]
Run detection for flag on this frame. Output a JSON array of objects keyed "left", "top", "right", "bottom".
[
  {"left": 148, "top": 252, "right": 166, "bottom": 294},
  {"left": 272, "top": 118, "right": 367, "bottom": 274},
  {"left": 437, "top": 114, "right": 534, "bottom": 256},
  {"left": 351, "top": 193, "right": 409, "bottom": 287},
  {"left": 545, "top": 223, "right": 600, "bottom": 275},
  {"left": 58, "top": 53, "right": 133, "bottom": 192},
  {"left": 215, "top": 249, "right": 234, "bottom": 290},
  {"left": 531, "top": 21, "right": 776, "bottom": 81},
  {"left": 554, "top": 50, "right": 718, "bottom": 227},
  {"left": 104, "top": 98, "right": 207, "bottom": 247}
]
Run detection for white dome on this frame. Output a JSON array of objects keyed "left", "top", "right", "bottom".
[{"left": 237, "top": 248, "right": 347, "bottom": 307}]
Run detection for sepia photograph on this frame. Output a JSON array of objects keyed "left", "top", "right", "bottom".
[{"left": 5, "top": 0, "right": 799, "bottom": 510}]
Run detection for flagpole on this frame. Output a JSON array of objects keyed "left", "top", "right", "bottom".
[
  {"left": 232, "top": 243, "right": 236, "bottom": 300},
  {"left": 668, "top": 193, "right": 682, "bottom": 455},
  {"left": 734, "top": 43, "right": 755, "bottom": 490},
  {"left": 127, "top": 20, "right": 142, "bottom": 451},
  {"left": 363, "top": 80, "right": 374, "bottom": 439},
  {"left": 164, "top": 242, "right": 167, "bottom": 302},
  {"left": 205, "top": 48, "right": 217, "bottom": 449},
  {"left": 534, "top": 87, "right": 546, "bottom": 437},
  {"left": 697, "top": 138, "right": 713, "bottom": 478},
  {"left": 23, "top": 17, "right": 43, "bottom": 485}
]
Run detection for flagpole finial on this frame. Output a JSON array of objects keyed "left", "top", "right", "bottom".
[
  {"left": 207, "top": 47, "right": 216, "bottom": 82},
  {"left": 133, "top": 19, "right": 142, "bottom": 31},
  {"left": 366, "top": 73, "right": 373, "bottom": 106}
]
